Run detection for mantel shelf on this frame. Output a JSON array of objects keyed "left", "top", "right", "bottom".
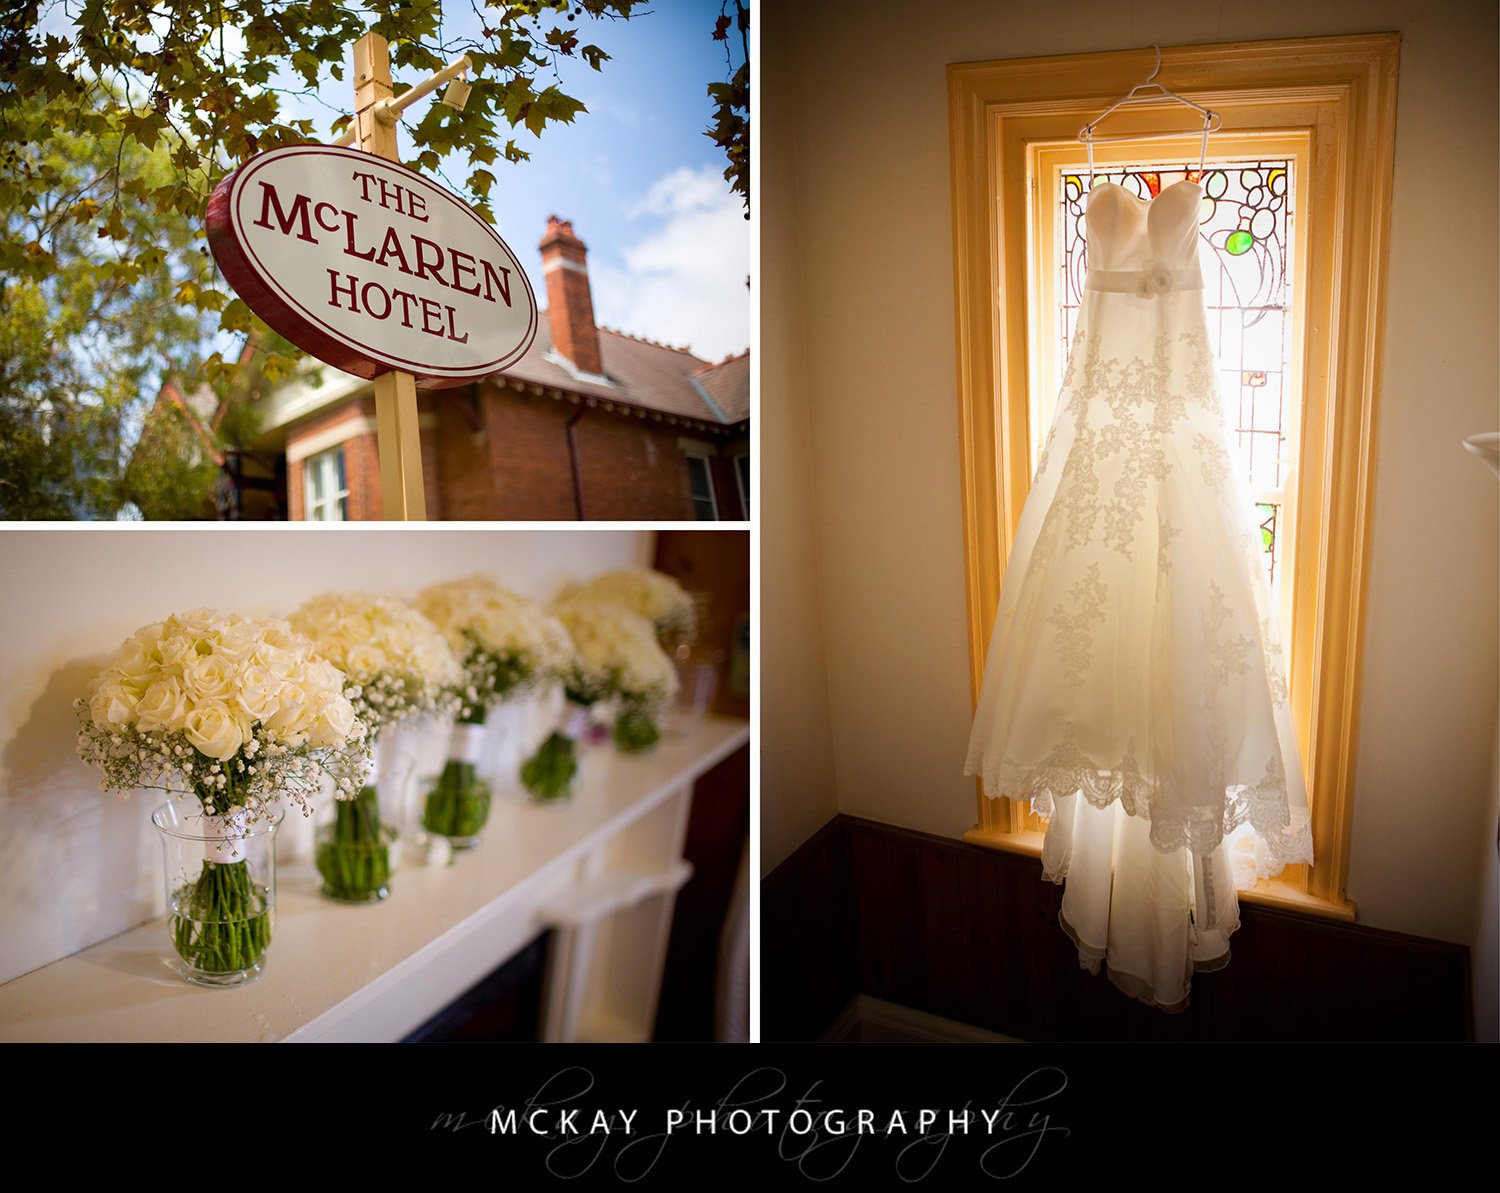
[{"left": 0, "top": 716, "right": 749, "bottom": 1043}]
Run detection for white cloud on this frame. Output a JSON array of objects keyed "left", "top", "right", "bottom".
[
  {"left": 593, "top": 165, "right": 749, "bottom": 362},
  {"left": 579, "top": 151, "right": 615, "bottom": 189},
  {"left": 629, "top": 165, "right": 736, "bottom": 219}
]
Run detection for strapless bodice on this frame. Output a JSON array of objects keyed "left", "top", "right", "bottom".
[{"left": 1085, "top": 179, "right": 1202, "bottom": 272}]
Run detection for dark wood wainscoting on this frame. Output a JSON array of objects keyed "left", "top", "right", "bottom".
[
  {"left": 763, "top": 816, "right": 1472, "bottom": 1041},
  {"left": 762, "top": 817, "right": 861, "bottom": 1041}
]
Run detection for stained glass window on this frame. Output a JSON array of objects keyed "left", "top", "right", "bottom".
[{"left": 1055, "top": 160, "right": 1296, "bottom": 582}]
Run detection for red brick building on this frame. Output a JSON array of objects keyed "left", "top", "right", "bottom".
[{"left": 241, "top": 216, "right": 749, "bottom": 521}]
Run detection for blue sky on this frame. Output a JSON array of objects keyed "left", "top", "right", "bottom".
[{"left": 377, "top": 3, "right": 751, "bottom": 363}]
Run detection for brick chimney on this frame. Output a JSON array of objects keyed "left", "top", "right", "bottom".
[{"left": 539, "top": 215, "right": 604, "bottom": 377}]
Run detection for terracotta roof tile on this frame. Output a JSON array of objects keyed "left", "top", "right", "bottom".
[
  {"left": 691, "top": 351, "right": 750, "bottom": 423},
  {"left": 496, "top": 317, "right": 749, "bottom": 427}
]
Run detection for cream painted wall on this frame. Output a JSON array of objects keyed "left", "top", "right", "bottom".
[
  {"left": 0, "top": 528, "right": 650, "bottom": 985},
  {"left": 762, "top": 0, "right": 1499, "bottom": 947},
  {"left": 760, "top": 29, "right": 839, "bottom": 875}
]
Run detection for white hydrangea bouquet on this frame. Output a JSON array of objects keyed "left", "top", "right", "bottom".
[
  {"left": 76, "top": 608, "right": 369, "bottom": 984},
  {"left": 558, "top": 566, "right": 698, "bottom": 645},
  {"left": 415, "top": 576, "right": 575, "bottom": 840},
  {"left": 550, "top": 598, "right": 680, "bottom": 758},
  {"left": 289, "top": 592, "right": 462, "bottom": 901}
]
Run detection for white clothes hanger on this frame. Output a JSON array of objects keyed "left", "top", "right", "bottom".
[{"left": 1080, "top": 45, "right": 1222, "bottom": 183}]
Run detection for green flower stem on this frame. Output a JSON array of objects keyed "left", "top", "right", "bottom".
[
  {"left": 614, "top": 705, "right": 662, "bottom": 753},
  {"left": 521, "top": 731, "right": 579, "bottom": 802},
  {"left": 170, "top": 859, "right": 271, "bottom": 976},
  {"left": 422, "top": 761, "right": 492, "bottom": 839},
  {"left": 422, "top": 706, "right": 492, "bottom": 841},
  {"left": 316, "top": 785, "right": 393, "bottom": 901}
]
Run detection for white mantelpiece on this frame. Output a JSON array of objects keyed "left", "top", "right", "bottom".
[{"left": 0, "top": 716, "right": 748, "bottom": 1043}]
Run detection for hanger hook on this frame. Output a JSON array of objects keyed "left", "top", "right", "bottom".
[{"left": 1146, "top": 44, "right": 1162, "bottom": 83}]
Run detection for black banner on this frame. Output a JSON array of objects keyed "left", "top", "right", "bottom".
[{"left": 8, "top": 1040, "right": 1484, "bottom": 1178}]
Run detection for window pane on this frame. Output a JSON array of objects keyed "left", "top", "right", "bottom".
[
  {"left": 305, "top": 454, "right": 324, "bottom": 520},
  {"left": 687, "top": 457, "right": 717, "bottom": 520},
  {"left": 302, "top": 447, "right": 351, "bottom": 522}
]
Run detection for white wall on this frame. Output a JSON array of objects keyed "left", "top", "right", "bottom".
[
  {"left": 762, "top": 0, "right": 1499, "bottom": 949},
  {"left": 0, "top": 528, "right": 650, "bottom": 985}
]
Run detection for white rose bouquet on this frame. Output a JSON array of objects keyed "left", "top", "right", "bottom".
[
  {"left": 552, "top": 598, "right": 680, "bottom": 759},
  {"left": 76, "top": 608, "right": 369, "bottom": 978},
  {"left": 290, "top": 592, "right": 463, "bottom": 730},
  {"left": 416, "top": 576, "right": 574, "bottom": 714},
  {"left": 517, "top": 599, "right": 676, "bottom": 803},
  {"left": 290, "top": 592, "right": 462, "bottom": 900},
  {"left": 415, "top": 576, "right": 575, "bottom": 840},
  {"left": 557, "top": 566, "right": 697, "bottom": 644}
]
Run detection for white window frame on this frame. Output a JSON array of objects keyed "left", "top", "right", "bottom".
[
  {"left": 733, "top": 450, "right": 750, "bottom": 517},
  {"left": 303, "top": 445, "right": 349, "bottom": 522},
  {"left": 684, "top": 451, "right": 719, "bottom": 521}
]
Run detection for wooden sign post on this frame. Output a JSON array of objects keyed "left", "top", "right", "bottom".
[{"left": 351, "top": 32, "right": 425, "bottom": 521}]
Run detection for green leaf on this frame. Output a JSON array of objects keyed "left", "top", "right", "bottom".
[
  {"left": 291, "top": 50, "right": 321, "bottom": 86},
  {"left": 501, "top": 78, "right": 534, "bottom": 126},
  {"left": 468, "top": 168, "right": 497, "bottom": 199},
  {"left": 221, "top": 299, "right": 254, "bottom": 333},
  {"left": 122, "top": 111, "right": 167, "bottom": 149},
  {"left": 99, "top": 207, "right": 128, "bottom": 240}
]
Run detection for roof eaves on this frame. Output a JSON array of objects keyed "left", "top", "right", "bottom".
[{"left": 494, "top": 374, "right": 736, "bottom": 436}]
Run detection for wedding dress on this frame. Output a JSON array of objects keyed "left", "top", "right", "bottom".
[{"left": 963, "top": 168, "right": 1312, "bottom": 1012}]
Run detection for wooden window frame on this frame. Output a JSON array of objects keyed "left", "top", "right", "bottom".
[{"left": 947, "top": 34, "right": 1400, "bottom": 920}]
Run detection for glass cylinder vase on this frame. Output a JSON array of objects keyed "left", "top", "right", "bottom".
[
  {"left": 418, "top": 714, "right": 497, "bottom": 850},
  {"left": 315, "top": 728, "right": 413, "bottom": 903},
  {"left": 520, "top": 702, "right": 592, "bottom": 804},
  {"left": 151, "top": 797, "right": 281, "bottom": 988}
]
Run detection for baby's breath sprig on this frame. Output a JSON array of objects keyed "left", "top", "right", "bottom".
[{"left": 75, "top": 705, "right": 370, "bottom": 823}]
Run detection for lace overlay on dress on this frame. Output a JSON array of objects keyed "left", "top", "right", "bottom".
[{"left": 973, "top": 728, "right": 1312, "bottom": 874}]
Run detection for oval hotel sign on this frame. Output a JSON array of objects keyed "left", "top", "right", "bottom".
[{"left": 207, "top": 144, "right": 537, "bottom": 388}]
